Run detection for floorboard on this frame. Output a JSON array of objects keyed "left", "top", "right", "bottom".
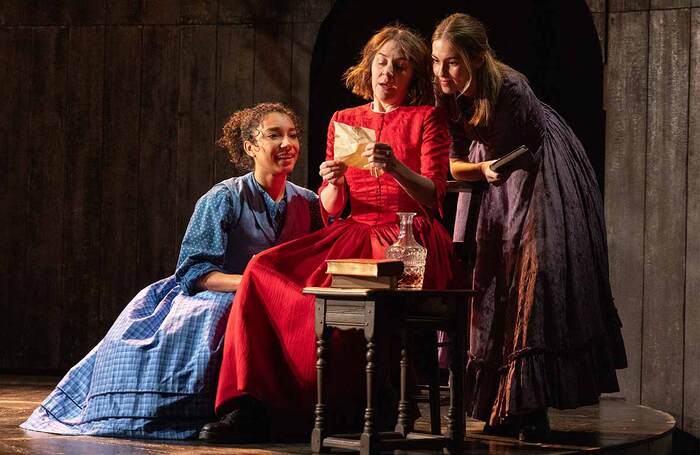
[{"left": 0, "top": 376, "right": 675, "bottom": 454}]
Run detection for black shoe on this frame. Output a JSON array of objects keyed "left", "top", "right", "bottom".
[
  {"left": 482, "top": 420, "right": 519, "bottom": 437},
  {"left": 199, "top": 397, "right": 270, "bottom": 444},
  {"left": 517, "top": 410, "right": 550, "bottom": 442}
]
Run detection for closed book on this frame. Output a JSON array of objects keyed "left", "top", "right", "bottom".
[
  {"left": 331, "top": 274, "right": 398, "bottom": 289},
  {"left": 489, "top": 145, "right": 532, "bottom": 173},
  {"left": 325, "top": 258, "right": 403, "bottom": 277}
]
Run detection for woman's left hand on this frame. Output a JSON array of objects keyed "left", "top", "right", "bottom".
[{"left": 362, "top": 142, "right": 397, "bottom": 176}]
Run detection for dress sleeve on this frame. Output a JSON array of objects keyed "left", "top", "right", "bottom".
[
  {"left": 447, "top": 117, "right": 470, "bottom": 160},
  {"left": 175, "top": 186, "right": 236, "bottom": 296},
  {"left": 507, "top": 77, "right": 545, "bottom": 159},
  {"left": 317, "top": 111, "right": 346, "bottom": 225},
  {"left": 420, "top": 107, "right": 450, "bottom": 216}
]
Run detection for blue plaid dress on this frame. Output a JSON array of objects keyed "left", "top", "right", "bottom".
[{"left": 21, "top": 173, "right": 320, "bottom": 440}]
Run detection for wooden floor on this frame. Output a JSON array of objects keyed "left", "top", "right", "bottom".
[{"left": 0, "top": 375, "right": 675, "bottom": 454}]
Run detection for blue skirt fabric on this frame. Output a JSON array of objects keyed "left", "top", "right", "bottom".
[{"left": 21, "top": 276, "right": 234, "bottom": 439}]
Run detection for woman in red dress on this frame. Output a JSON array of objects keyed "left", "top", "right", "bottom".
[{"left": 200, "top": 25, "right": 459, "bottom": 443}]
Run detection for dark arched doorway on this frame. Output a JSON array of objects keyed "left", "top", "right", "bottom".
[{"left": 308, "top": 0, "right": 605, "bottom": 194}]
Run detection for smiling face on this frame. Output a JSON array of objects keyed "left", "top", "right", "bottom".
[
  {"left": 370, "top": 40, "right": 414, "bottom": 107},
  {"left": 245, "top": 112, "right": 299, "bottom": 175},
  {"left": 432, "top": 38, "right": 473, "bottom": 96}
]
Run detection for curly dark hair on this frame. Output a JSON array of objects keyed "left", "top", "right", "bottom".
[{"left": 217, "top": 102, "right": 301, "bottom": 171}]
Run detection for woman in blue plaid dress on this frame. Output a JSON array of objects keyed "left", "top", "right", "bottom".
[{"left": 21, "top": 103, "right": 321, "bottom": 440}]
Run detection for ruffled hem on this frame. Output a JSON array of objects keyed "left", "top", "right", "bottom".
[{"left": 465, "top": 334, "right": 624, "bottom": 425}]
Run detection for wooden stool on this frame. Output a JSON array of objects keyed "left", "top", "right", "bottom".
[{"left": 303, "top": 287, "right": 475, "bottom": 455}]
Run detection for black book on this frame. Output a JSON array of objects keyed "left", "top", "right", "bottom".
[{"left": 489, "top": 145, "right": 532, "bottom": 173}]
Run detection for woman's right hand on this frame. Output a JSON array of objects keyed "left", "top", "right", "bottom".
[
  {"left": 319, "top": 159, "right": 348, "bottom": 186},
  {"left": 480, "top": 160, "right": 504, "bottom": 185}
]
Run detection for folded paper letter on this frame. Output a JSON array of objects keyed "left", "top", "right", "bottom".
[{"left": 333, "top": 121, "right": 376, "bottom": 169}]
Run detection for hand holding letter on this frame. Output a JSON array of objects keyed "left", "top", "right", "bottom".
[{"left": 362, "top": 142, "right": 396, "bottom": 177}]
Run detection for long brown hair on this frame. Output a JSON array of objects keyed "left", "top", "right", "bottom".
[
  {"left": 433, "top": 13, "right": 518, "bottom": 127},
  {"left": 344, "top": 24, "right": 433, "bottom": 106}
]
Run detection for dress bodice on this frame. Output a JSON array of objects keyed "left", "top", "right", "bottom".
[
  {"left": 175, "top": 173, "right": 320, "bottom": 295},
  {"left": 322, "top": 104, "right": 450, "bottom": 224},
  {"left": 449, "top": 72, "right": 546, "bottom": 163}
]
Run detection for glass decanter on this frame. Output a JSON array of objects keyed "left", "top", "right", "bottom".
[{"left": 385, "top": 212, "right": 427, "bottom": 289}]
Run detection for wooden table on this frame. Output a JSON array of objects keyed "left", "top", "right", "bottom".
[{"left": 302, "top": 287, "right": 476, "bottom": 455}]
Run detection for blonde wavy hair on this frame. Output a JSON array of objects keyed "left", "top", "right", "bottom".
[{"left": 344, "top": 24, "right": 433, "bottom": 106}]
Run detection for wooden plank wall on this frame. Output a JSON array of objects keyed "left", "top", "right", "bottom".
[
  {"left": 0, "top": 0, "right": 698, "bottom": 443},
  {"left": 686, "top": 6, "right": 700, "bottom": 441},
  {"left": 0, "top": 0, "right": 330, "bottom": 369},
  {"left": 598, "top": 0, "right": 700, "bottom": 441}
]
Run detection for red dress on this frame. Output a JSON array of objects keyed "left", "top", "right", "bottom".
[{"left": 215, "top": 104, "right": 459, "bottom": 435}]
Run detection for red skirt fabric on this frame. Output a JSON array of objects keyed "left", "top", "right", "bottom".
[{"left": 214, "top": 216, "right": 458, "bottom": 435}]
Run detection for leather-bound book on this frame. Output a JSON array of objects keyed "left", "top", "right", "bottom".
[
  {"left": 325, "top": 258, "right": 404, "bottom": 277},
  {"left": 330, "top": 274, "right": 398, "bottom": 289}
]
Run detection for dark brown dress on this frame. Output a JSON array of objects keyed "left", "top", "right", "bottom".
[{"left": 448, "top": 72, "right": 627, "bottom": 425}]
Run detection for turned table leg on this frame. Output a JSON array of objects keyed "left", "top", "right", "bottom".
[
  {"left": 395, "top": 329, "right": 413, "bottom": 436},
  {"left": 445, "top": 297, "right": 466, "bottom": 454},
  {"left": 360, "top": 302, "right": 378, "bottom": 455},
  {"left": 312, "top": 300, "right": 330, "bottom": 454}
]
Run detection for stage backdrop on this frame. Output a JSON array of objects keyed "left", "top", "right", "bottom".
[{"left": 0, "top": 0, "right": 697, "bottom": 444}]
